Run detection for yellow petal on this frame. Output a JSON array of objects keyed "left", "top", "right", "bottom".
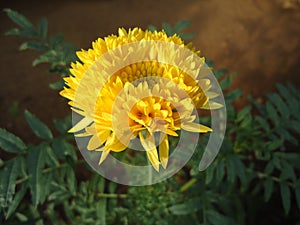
[
  {"left": 159, "top": 133, "right": 169, "bottom": 169},
  {"left": 68, "top": 117, "right": 93, "bottom": 133},
  {"left": 139, "top": 132, "right": 160, "bottom": 171},
  {"left": 99, "top": 150, "right": 110, "bottom": 165},
  {"left": 201, "top": 101, "right": 223, "bottom": 110},
  {"left": 87, "top": 135, "right": 102, "bottom": 150},
  {"left": 181, "top": 122, "right": 212, "bottom": 133}
]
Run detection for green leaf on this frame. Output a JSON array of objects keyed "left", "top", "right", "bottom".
[
  {"left": 267, "top": 93, "right": 289, "bottom": 118},
  {"left": 226, "top": 157, "right": 236, "bottom": 183},
  {"left": 0, "top": 157, "right": 21, "bottom": 208},
  {"left": 173, "top": 20, "right": 192, "bottom": 33},
  {"left": 266, "top": 139, "right": 283, "bottom": 151},
  {"left": 162, "top": 23, "right": 172, "bottom": 36},
  {"left": 96, "top": 197, "right": 107, "bottom": 225},
  {"left": 4, "top": 8, "right": 34, "bottom": 29},
  {"left": 296, "top": 183, "right": 300, "bottom": 211},
  {"left": 266, "top": 102, "right": 279, "bottom": 125},
  {"left": 236, "top": 105, "right": 252, "bottom": 122},
  {"left": 49, "top": 80, "right": 65, "bottom": 90},
  {"left": 148, "top": 25, "right": 157, "bottom": 32},
  {"left": 32, "top": 51, "right": 57, "bottom": 66},
  {"left": 178, "top": 33, "right": 196, "bottom": 40},
  {"left": 169, "top": 198, "right": 201, "bottom": 215},
  {"left": 280, "top": 183, "right": 291, "bottom": 214},
  {"left": 225, "top": 89, "right": 243, "bottom": 102},
  {"left": 38, "top": 17, "right": 48, "bottom": 40},
  {"left": 206, "top": 210, "right": 236, "bottom": 225},
  {"left": 255, "top": 116, "right": 270, "bottom": 132},
  {"left": 215, "top": 68, "right": 228, "bottom": 79},
  {"left": 263, "top": 178, "right": 273, "bottom": 202},
  {"left": 53, "top": 116, "right": 72, "bottom": 134},
  {"left": 25, "top": 110, "right": 53, "bottom": 140},
  {"left": 6, "top": 184, "right": 27, "bottom": 219},
  {"left": 19, "top": 41, "right": 48, "bottom": 51},
  {"left": 0, "top": 128, "right": 26, "bottom": 153},
  {"left": 5, "top": 28, "right": 21, "bottom": 36},
  {"left": 27, "top": 144, "right": 47, "bottom": 207},
  {"left": 45, "top": 145, "right": 59, "bottom": 166},
  {"left": 67, "top": 169, "right": 76, "bottom": 195},
  {"left": 216, "top": 160, "right": 225, "bottom": 184},
  {"left": 205, "top": 164, "right": 214, "bottom": 184}
]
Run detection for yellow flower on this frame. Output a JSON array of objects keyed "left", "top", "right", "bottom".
[{"left": 60, "top": 27, "right": 220, "bottom": 171}]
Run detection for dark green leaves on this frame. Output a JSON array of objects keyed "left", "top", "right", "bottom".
[
  {"left": 27, "top": 144, "right": 47, "bottom": 207},
  {"left": 0, "top": 157, "right": 22, "bottom": 208},
  {"left": 148, "top": 20, "right": 196, "bottom": 40},
  {"left": 4, "top": 8, "right": 34, "bottom": 30},
  {"left": 169, "top": 198, "right": 202, "bottom": 215},
  {"left": 280, "top": 183, "right": 291, "bottom": 214},
  {"left": 0, "top": 128, "right": 26, "bottom": 153},
  {"left": 25, "top": 110, "right": 53, "bottom": 140}
]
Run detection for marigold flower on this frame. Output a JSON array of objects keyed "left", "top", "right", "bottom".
[{"left": 60, "top": 28, "right": 221, "bottom": 171}]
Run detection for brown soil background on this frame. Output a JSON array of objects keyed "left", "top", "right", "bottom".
[{"left": 0, "top": 0, "right": 300, "bottom": 142}]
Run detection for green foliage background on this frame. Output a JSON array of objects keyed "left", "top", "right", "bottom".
[{"left": 1, "top": 9, "right": 300, "bottom": 225}]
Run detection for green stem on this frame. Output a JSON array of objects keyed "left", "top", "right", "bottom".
[
  {"left": 16, "top": 159, "right": 85, "bottom": 185},
  {"left": 97, "top": 193, "right": 127, "bottom": 199},
  {"left": 246, "top": 169, "right": 295, "bottom": 188}
]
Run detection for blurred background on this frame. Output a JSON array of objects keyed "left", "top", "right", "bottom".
[{"left": 0, "top": 0, "right": 300, "bottom": 141}]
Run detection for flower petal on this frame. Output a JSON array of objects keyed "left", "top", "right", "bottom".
[
  {"left": 181, "top": 122, "right": 212, "bottom": 133},
  {"left": 68, "top": 117, "right": 93, "bottom": 133},
  {"left": 139, "top": 132, "right": 160, "bottom": 171},
  {"left": 159, "top": 133, "right": 169, "bottom": 169}
]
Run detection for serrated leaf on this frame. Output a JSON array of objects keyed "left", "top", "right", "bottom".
[
  {"left": 96, "top": 197, "right": 107, "bottom": 225},
  {"left": 0, "top": 157, "right": 21, "bottom": 208},
  {"left": 255, "top": 116, "right": 270, "bottom": 132},
  {"left": 215, "top": 160, "right": 225, "bottom": 184},
  {"left": 5, "top": 28, "right": 21, "bottom": 36},
  {"left": 215, "top": 68, "right": 228, "bottom": 79},
  {"left": 280, "top": 183, "right": 291, "bottom": 214},
  {"left": 0, "top": 128, "right": 26, "bottom": 153},
  {"left": 162, "top": 23, "right": 172, "bottom": 36},
  {"left": 267, "top": 139, "right": 283, "bottom": 151},
  {"left": 67, "top": 169, "right": 76, "bottom": 195},
  {"left": 225, "top": 89, "right": 243, "bottom": 102},
  {"left": 53, "top": 116, "right": 72, "bottom": 134},
  {"left": 296, "top": 183, "right": 300, "bottom": 211},
  {"left": 263, "top": 178, "right": 273, "bottom": 202},
  {"left": 205, "top": 164, "right": 214, "bottom": 184},
  {"left": 46, "top": 145, "right": 59, "bottom": 167},
  {"left": 178, "top": 33, "right": 196, "bottom": 40},
  {"left": 266, "top": 101, "right": 279, "bottom": 125},
  {"left": 148, "top": 25, "right": 157, "bottom": 32},
  {"left": 49, "top": 80, "right": 65, "bottom": 90},
  {"left": 52, "top": 138, "right": 76, "bottom": 160},
  {"left": 226, "top": 157, "right": 236, "bottom": 183},
  {"left": 232, "top": 157, "right": 247, "bottom": 186},
  {"left": 32, "top": 51, "right": 57, "bottom": 66},
  {"left": 19, "top": 41, "right": 48, "bottom": 51},
  {"left": 25, "top": 110, "right": 53, "bottom": 140},
  {"left": 267, "top": 93, "right": 289, "bottom": 118},
  {"left": 38, "top": 17, "right": 48, "bottom": 40},
  {"left": 236, "top": 105, "right": 252, "bottom": 122},
  {"left": 173, "top": 20, "right": 192, "bottom": 33},
  {"left": 4, "top": 8, "right": 34, "bottom": 29},
  {"left": 280, "top": 161, "right": 296, "bottom": 181},
  {"left": 27, "top": 144, "right": 47, "bottom": 207},
  {"left": 6, "top": 184, "right": 27, "bottom": 219},
  {"left": 206, "top": 210, "right": 236, "bottom": 225},
  {"left": 169, "top": 198, "right": 201, "bottom": 215}
]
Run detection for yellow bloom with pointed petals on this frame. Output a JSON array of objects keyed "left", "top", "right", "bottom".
[{"left": 60, "top": 27, "right": 220, "bottom": 171}]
